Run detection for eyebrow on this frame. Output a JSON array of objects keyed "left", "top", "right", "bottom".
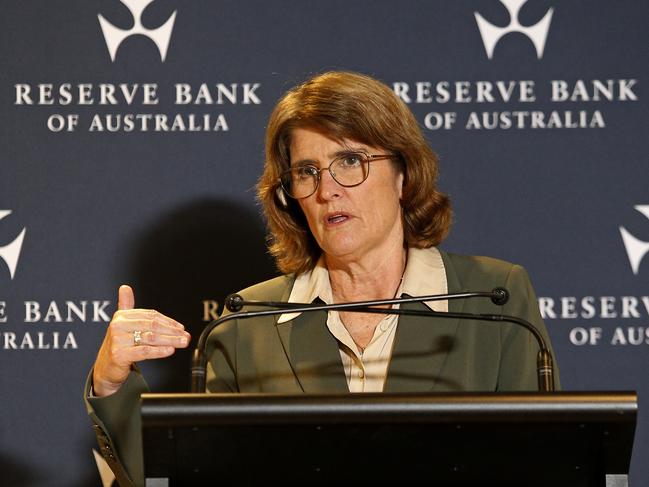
[{"left": 290, "top": 148, "right": 368, "bottom": 168}]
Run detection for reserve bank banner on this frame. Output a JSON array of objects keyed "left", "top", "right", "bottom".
[{"left": 1, "top": 1, "right": 647, "bottom": 485}]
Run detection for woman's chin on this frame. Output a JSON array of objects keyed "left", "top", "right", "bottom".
[{"left": 321, "top": 241, "right": 365, "bottom": 263}]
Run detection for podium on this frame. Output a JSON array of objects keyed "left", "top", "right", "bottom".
[{"left": 141, "top": 392, "right": 636, "bottom": 487}]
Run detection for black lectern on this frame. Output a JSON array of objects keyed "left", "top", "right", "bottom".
[{"left": 141, "top": 392, "right": 636, "bottom": 487}]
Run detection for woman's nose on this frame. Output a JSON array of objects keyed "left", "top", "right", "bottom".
[{"left": 316, "top": 168, "right": 341, "bottom": 200}]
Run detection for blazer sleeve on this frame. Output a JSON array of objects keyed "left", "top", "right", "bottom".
[
  {"left": 497, "top": 264, "right": 561, "bottom": 391},
  {"left": 84, "top": 369, "right": 149, "bottom": 487},
  {"left": 83, "top": 324, "right": 239, "bottom": 487},
  {"left": 83, "top": 307, "right": 245, "bottom": 487}
]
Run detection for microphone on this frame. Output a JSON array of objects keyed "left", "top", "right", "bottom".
[
  {"left": 192, "top": 288, "right": 554, "bottom": 393},
  {"left": 224, "top": 293, "right": 245, "bottom": 312},
  {"left": 224, "top": 287, "right": 510, "bottom": 313},
  {"left": 491, "top": 287, "right": 509, "bottom": 306}
]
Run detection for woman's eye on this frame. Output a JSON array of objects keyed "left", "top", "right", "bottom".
[
  {"left": 339, "top": 154, "right": 364, "bottom": 167},
  {"left": 296, "top": 166, "right": 318, "bottom": 178}
]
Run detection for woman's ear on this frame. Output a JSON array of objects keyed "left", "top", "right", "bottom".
[
  {"left": 275, "top": 186, "right": 289, "bottom": 209},
  {"left": 396, "top": 170, "right": 405, "bottom": 201}
]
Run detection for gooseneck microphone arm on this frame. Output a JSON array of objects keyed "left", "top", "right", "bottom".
[
  {"left": 224, "top": 288, "right": 510, "bottom": 312},
  {"left": 191, "top": 288, "right": 554, "bottom": 393},
  {"left": 191, "top": 289, "right": 508, "bottom": 392}
]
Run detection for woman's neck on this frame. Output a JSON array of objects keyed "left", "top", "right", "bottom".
[{"left": 325, "top": 241, "right": 407, "bottom": 303}]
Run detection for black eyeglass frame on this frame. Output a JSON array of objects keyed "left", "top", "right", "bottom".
[{"left": 277, "top": 152, "right": 394, "bottom": 200}]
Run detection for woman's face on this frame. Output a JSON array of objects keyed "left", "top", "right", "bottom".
[{"left": 289, "top": 127, "right": 405, "bottom": 265}]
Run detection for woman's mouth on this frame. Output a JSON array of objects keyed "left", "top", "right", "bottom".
[{"left": 325, "top": 212, "right": 350, "bottom": 225}]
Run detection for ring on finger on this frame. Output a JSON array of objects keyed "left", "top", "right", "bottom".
[{"left": 133, "top": 330, "right": 142, "bottom": 346}]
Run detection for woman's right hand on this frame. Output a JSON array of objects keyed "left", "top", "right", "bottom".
[{"left": 92, "top": 284, "right": 191, "bottom": 397}]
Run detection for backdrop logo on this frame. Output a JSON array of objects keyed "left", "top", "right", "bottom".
[
  {"left": 98, "top": 0, "right": 177, "bottom": 62},
  {"left": 0, "top": 210, "right": 26, "bottom": 280},
  {"left": 619, "top": 205, "right": 649, "bottom": 275},
  {"left": 474, "top": 0, "right": 554, "bottom": 59}
]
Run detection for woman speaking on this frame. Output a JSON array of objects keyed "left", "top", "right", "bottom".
[{"left": 85, "top": 71, "right": 558, "bottom": 486}]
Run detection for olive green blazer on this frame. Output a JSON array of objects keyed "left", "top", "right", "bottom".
[{"left": 85, "top": 251, "right": 559, "bottom": 487}]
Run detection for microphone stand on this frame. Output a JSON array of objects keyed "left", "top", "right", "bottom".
[{"left": 191, "top": 289, "right": 554, "bottom": 393}]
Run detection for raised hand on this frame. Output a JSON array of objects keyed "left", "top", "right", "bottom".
[{"left": 92, "top": 285, "right": 191, "bottom": 397}]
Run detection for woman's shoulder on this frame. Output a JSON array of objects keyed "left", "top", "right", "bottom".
[
  {"left": 237, "top": 274, "right": 296, "bottom": 301},
  {"left": 440, "top": 249, "right": 529, "bottom": 285}
]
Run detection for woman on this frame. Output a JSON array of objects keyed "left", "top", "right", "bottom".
[{"left": 86, "top": 71, "right": 558, "bottom": 486}]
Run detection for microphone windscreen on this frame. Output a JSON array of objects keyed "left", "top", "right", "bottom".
[
  {"left": 225, "top": 293, "right": 244, "bottom": 312},
  {"left": 491, "top": 287, "right": 509, "bottom": 306}
]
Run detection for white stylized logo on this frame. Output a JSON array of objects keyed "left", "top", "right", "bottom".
[
  {"left": 98, "top": 0, "right": 177, "bottom": 62},
  {"left": 474, "top": 0, "right": 554, "bottom": 59},
  {"left": 619, "top": 205, "right": 649, "bottom": 275},
  {"left": 0, "top": 210, "right": 26, "bottom": 280}
]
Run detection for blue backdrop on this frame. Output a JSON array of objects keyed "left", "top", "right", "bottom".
[{"left": 1, "top": 1, "right": 647, "bottom": 485}]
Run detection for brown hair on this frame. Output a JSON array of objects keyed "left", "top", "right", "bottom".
[{"left": 257, "top": 71, "right": 452, "bottom": 274}]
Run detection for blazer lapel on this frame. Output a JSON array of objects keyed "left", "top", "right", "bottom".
[
  {"left": 275, "top": 306, "right": 348, "bottom": 394},
  {"left": 384, "top": 251, "right": 466, "bottom": 392}
]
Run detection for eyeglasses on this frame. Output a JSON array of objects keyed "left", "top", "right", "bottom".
[{"left": 278, "top": 152, "right": 394, "bottom": 199}]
